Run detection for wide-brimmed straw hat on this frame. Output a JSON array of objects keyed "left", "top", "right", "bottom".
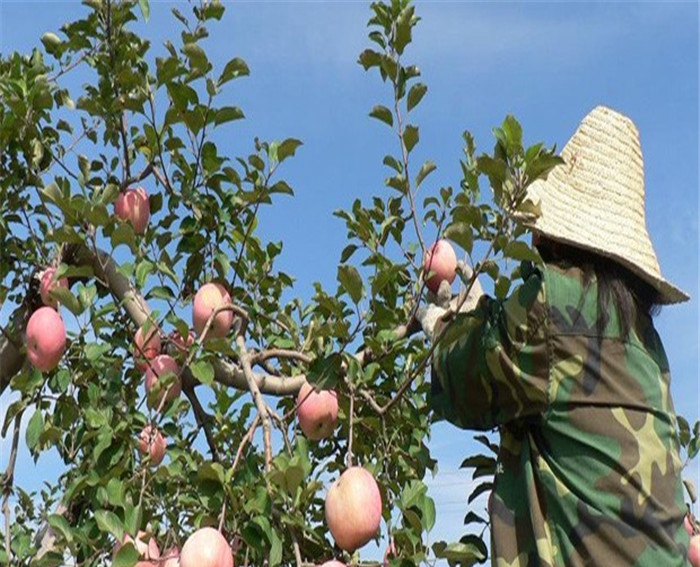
[{"left": 524, "top": 105, "right": 689, "bottom": 304}]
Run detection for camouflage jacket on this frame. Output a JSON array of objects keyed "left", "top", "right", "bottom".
[{"left": 431, "top": 262, "right": 689, "bottom": 566}]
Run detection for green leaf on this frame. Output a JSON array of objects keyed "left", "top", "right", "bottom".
[
  {"left": 358, "top": 49, "right": 382, "bottom": 70},
  {"left": 26, "top": 410, "right": 43, "bottom": 451},
  {"left": 269, "top": 530, "right": 283, "bottom": 567},
  {"left": 337, "top": 264, "right": 363, "bottom": 304},
  {"left": 403, "top": 124, "right": 419, "bottom": 153},
  {"left": 112, "top": 543, "right": 139, "bottom": 567},
  {"left": 84, "top": 343, "right": 111, "bottom": 362},
  {"left": 276, "top": 138, "right": 303, "bottom": 163},
  {"left": 198, "top": 462, "right": 226, "bottom": 485},
  {"left": 407, "top": 82, "right": 427, "bottom": 112},
  {"left": 382, "top": 155, "right": 403, "bottom": 173},
  {"left": 190, "top": 360, "right": 215, "bottom": 386},
  {"left": 369, "top": 105, "right": 393, "bottom": 127},
  {"left": 218, "top": 57, "right": 250, "bottom": 85},
  {"left": 94, "top": 509, "right": 123, "bottom": 538},
  {"left": 443, "top": 222, "right": 473, "bottom": 255},
  {"left": 503, "top": 240, "right": 540, "bottom": 263},
  {"left": 499, "top": 114, "right": 523, "bottom": 153},
  {"left": 138, "top": 0, "right": 150, "bottom": 21},
  {"left": 284, "top": 465, "right": 305, "bottom": 496},
  {"left": 214, "top": 106, "right": 245, "bottom": 126},
  {"left": 340, "top": 244, "right": 358, "bottom": 263},
  {"left": 415, "top": 160, "right": 436, "bottom": 187},
  {"left": 307, "top": 353, "right": 342, "bottom": 390},
  {"left": 48, "top": 514, "right": 73, "bottom": 543},
  {"left": 183, "top": 43, "right": 209, "bottom": 72},
  {"left": 432, "top": 540, "right": 486, "bottom": 563}
]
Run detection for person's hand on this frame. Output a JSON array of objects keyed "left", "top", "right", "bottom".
[{"left": 416, "top": 262, "right": 485, "bottom": 340}]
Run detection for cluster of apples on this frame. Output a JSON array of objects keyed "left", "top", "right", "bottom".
[
  {"left": 25, "top": 267, "right": 69, "bottom": 372},
  {"left": 24, "top": 185, "right": 151, "bottom": 374},
  {"left": 134, "top": 281, "right": 234, "bottom": 466},
  {"left": 296, "top": 382, "right": 383, "bottom": 557},
  {"left": 114, "top": 527, "right": 232, "bottom": 567},
  {"left": 289, "top": 238, "right": 460, "bottom": 563}
]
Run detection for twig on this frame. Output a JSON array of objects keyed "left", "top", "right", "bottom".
[
  {"left": 181, "top": 380, "right": 220, "bottom": 462},
  {"left": 2, "top": 413, "right": 22, "bottom": 561},
  {"left": 236, "top": 336, "right": 273, "bottom": 470}
]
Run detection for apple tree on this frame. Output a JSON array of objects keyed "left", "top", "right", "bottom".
[{"left": 1, "top": 1, "right": 698, "bottom": 566}]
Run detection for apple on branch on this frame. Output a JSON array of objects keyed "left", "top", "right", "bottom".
[
  {"left": 138, "top": 425, "right": 167, "bottom": 466},
  {"left": 180, "top": 527, "right": 233, "bottom": 567},
  {"left": 39, "top": 267, "right": 68, "bottom": 308},
  {"left": 296, "top": 381, "right": 339, "bottom": 441},
  {"left": 26, "top": 306, "right": 67, "bottom": 372},
  {"left": 422, "top": 238, "right": 457, "bottom": 293},
  {"left": 115, "top": 186, "right": 150, "bottom": 235},
  {"left": 145, "top": 354, "right": 182, "bottom": 409},
  {"left": 325, "top": 466, "right": 382, "bottom": 552},
  {"left": 193, "top": 282, "right": 234, "bottom": 339},
  {"left": 134, "top": 324, "right": 162, "bottom": 371}
]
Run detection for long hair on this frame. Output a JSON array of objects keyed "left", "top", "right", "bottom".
[{"left": 534, "top": 236, "right": 661, "bottom": 340}]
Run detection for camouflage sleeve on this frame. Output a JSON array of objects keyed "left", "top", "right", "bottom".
[{"left": 430, "top": 264, "right": 550, "bottom": 430}]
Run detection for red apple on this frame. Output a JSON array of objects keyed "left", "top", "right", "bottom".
[
  {"left": 114, "top": 531, "right": 160, "bottom": 566},
  {"left": 180, "top": 527, "right": 233, "bottom": 567},
  {"left": 115, "top": 186, "right": 150, "bottom": 235},
  {"left": 296, "top": 382, "right": 338, "bottom": 441},
  {"left": 134, "top": 324, "right": 161, "bottom": 371},
  {"left": 325, "top": 466, "right": 382, "bottom": 552},
  {"left": 26, "top": 307, "right": 67, "bottom": 372},
  {"left": 686, "top": 513, "right": 696, "bottom": 536},
  {"left": 690, "top": 534, "right": 700, "bottom": 567},
  {"left": 193, "top": 282, "right": 234, "bottom": 339},
  {"left": 39, "top": 267, "right": 68, "bottom": 308},
  {"left": 138, "top": 425, "right": 167, "bottom": 466},
  {"left": 145, "top": 355, "right": 181, "bottom": 409},
  {"left": 423, "top": 239, "right": 457, "bottom": 293}
]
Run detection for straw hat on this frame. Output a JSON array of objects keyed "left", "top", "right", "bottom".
[{"left": 524, "top": 105, "right": 689, "bottom": 304}]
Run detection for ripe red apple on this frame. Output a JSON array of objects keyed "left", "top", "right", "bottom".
[
  {"left": 114, "top": 531, "right": 160, "bottom": 566},
  {"left": 296, "top": 382, "right": 338, "bottom": 441},
  {"left": 26, "top": 307, "right": 67, "bottom": 372},
  {"left": 690, "top": 534, "right": 700, "bottom": 567},
  {"left": 145, "top": 355, "right": 181, "bottom": 409},
  {"left": 115, "top": 186, "right": 150, "bottom": 235},
  {"left": 325, "top": 466, "right": 382, "bottom": 552},
  {"left": 138, "top": 425, "right": 167, "bottom": 466},
  {"left": 193, "top": 282, "right": 234, "bottom": 339},
  {"left": 134, "top": 324, "right": 162, "bottom": 371},
  {"left": 180, "top": 527, "right": 233, "bottom": 567},
  {"left": 39, "top": 267, "right": 68, "bottom": 308},
  {"left": 423, "top": 239, "right": 457, "bottom": 293}
]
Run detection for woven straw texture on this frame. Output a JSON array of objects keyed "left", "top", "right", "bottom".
[{"left": 526, "top": 105, "right": 688, "bottom": 304}]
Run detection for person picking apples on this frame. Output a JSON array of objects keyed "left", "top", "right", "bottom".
[{"left": 417, "top": 106, "right": 691, "bottom": 566}]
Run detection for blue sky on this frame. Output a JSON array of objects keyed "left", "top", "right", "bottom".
[{"left": 0, "top": 0, "right": 698, "bottom": 560}]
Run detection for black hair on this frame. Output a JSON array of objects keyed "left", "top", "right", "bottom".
[{"left": 534, "top": 236, "right": 662, "bottom": 340}]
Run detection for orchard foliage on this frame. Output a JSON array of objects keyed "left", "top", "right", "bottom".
[{"left": 1, "top": 1, "right": 698, "bottom": 566}]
